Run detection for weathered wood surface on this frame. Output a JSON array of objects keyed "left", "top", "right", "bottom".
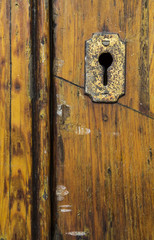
[
  {"left": 0, "top": 1, "right": 50, "bottom": 239},
  {"left": 33, "top": 0, "right": 51, "bottom": 239},
  {"left": 53, "top": 0, "right": 154, "bottom": 118},
  {"left": 0, "top": 1, "right": 11, "bottom": 238},
  {"left": 10, "top": 0, "right": 32, "bottom": 239},
  {"left": 53, "top": 0, "right": 154, "bottom": 239},
  {"left": 53, "top": 78, "right": 154, "bottom": 240}
]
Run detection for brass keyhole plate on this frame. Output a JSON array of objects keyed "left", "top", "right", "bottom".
[{"left": 85, "top": 33, "right": 126, "bottom": 103}]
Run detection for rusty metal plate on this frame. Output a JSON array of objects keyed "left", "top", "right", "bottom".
[{"left": 85, "top": 33, "right": 126, "bottom": 102}]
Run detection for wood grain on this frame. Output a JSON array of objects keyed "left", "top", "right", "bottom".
[
  {"left": 53, "top": 0, "right": 154, "bottom": 238},
  {"left": 0, "top": 1, "right": 11, "bottom": 238},
  {"left": 10, "top": 0, "right": 32, "bottom": 239},
  {"left": 0, "top": 0, "right": 50, "bottom": 239},
  {"left": 149, "top": 0, "right": 154, "bottom": 114},
  {"left": 53, "top": 77, "right": 154, "bottom": 240},
  {"left": 33, "top": 0, "right": 51, "bottom": 239},
  {"left": 53, "top": 0, "right": 154, "bottom": 117}
]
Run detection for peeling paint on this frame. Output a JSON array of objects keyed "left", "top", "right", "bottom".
[
  {"left": 112, "top": 132, "right": 120, "bottom": 136},
  {"left": 60, "top": 209, "right": 72, "bottom": 212},
  {"left": 56, "top": 185, "right": 69, "bottom": 201},
  {"left": 59, "top": 204, "right": 72, "bottom": 212},
  {"left": 59, "top": 123, "right": 91, "bottom": 135},
  {"left": 57, "top": 104, "right": 63, "bottom": 117},
  {"left": 57, "top": 103, "right": 70, "bottom": 118},
  {"left": 57, "top": 103, "right": 70, "bottom": 125},
  {"left": 54, "top": 59, "right": 64, "bottom": 73},
  {"left": 75, "top": 126, "right": 91, "bottom": 135},
  {"left": 56, "top": 95, "right": 67, "bottom": 105},
  {"left": 66, "top": 231, "right": 87, "bottom": 236}
]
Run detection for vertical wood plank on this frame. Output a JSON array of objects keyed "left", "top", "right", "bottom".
[
  {"left": 53, "top": 78, "right": 154, "bottom": 240},
  {"left": 0, "top": 1, "right": 51, "bottom": 239},
  {"left": 10, "top": 0, "right": 32, "bottom": 239},
  {"left": 149, "top": 0, "right": 154, "bottom": 113},
  {"left": 53, "top": 0, "right": 154, "bottom": 117},
  {"left": 32, "top": 0, "right": 51, "bottom": 239},
  {"left": 0, "top": 1, "right": 11, "bottom": 238},
  {"left": 53, "top": 0, "right": 154, "bottom": 238}
]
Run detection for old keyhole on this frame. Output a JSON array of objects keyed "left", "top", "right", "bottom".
[{"left": 98, "top": 52, "right": 113, "bottom": 86}]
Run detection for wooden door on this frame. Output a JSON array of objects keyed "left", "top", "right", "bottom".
[
  {"left": 0, "top": 1, "right": 50, "bottom": 239},
  {"left": 0, "top": 0, "right": 153, "bottom": 240},
  {"left": 52, "top": 0, "right": 154, "bottom": 239}
]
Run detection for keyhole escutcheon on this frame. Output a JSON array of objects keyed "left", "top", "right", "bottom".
[{"left": 98, "top": 52, "right": 113, "bottom": 86}]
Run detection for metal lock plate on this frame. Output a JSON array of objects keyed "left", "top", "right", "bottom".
[{"left": 85, "top": 33, "right": 126, "bottom": 102}]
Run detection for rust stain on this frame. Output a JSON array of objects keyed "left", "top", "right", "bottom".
[{"left": 85, "top": 33, "right": 126, "bottom": 102}]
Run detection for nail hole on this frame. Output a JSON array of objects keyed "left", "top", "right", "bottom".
[{"left": 98, "top": 52, "right": 113, "bottom": 86}]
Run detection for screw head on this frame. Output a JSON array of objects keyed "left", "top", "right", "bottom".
[{"left": 102, "top": 40, "right": 110, "bottom": 46}]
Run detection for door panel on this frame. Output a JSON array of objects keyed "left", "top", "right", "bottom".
[
  {"left": 53, "top": 78, "right": 154, "bottom": 240},
  {"left": 0, "top": 1, "right": 50, "bottom": 239},
  {"left": 53, "top": 0, "right": 154, "bottom": 118},
  {"left": 53, "top": 0, "right": 154, "bottom": 239},
  {"left": 0, "top": 0, "right": 153, "bottom": 239}
]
